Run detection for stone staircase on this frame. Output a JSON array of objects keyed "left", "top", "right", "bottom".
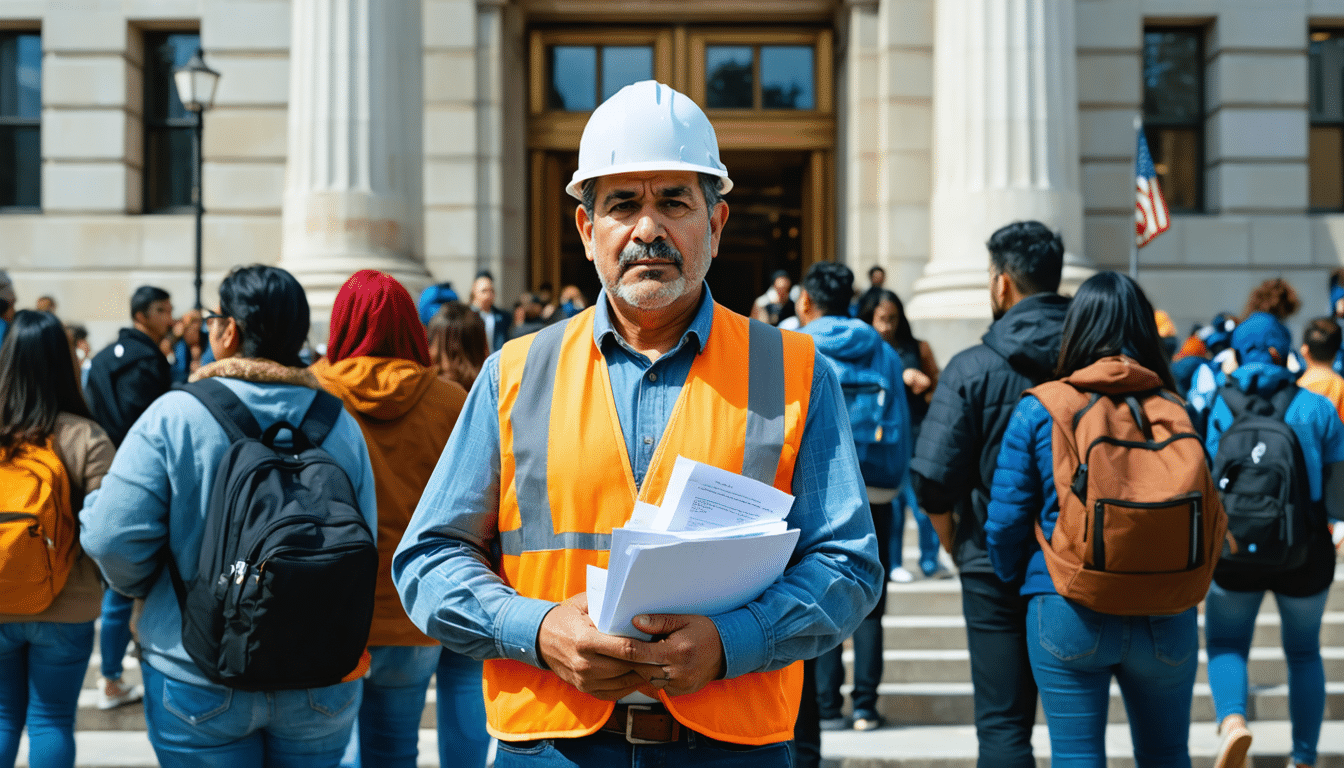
[{"left": 15, "top": 533, "right": 1344, "bottom": 767}]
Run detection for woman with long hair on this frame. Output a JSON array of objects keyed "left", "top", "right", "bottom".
[
  {"left": 985, "top": 272, "right": 1204, "bottom": 766},
  {"left": 427, "top": 300, "right": 489, "bottom": 391},
  {"left": 859, "top": 289, "right": 944, "bottom": 582},
  {"left": 309, "top": 271, "right": 477, "bottom": 768},
  {"left": 0, "top": 310, "right": 115, "bottom": 768}
]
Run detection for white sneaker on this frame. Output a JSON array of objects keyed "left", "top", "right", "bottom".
[
  {"left": 97, "top": 677, "right": 143, "bottom": 710},
  {"left": 889, "top": 567, "right": 915, "bottom": 583}
]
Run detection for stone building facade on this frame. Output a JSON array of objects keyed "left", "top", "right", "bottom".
[{"left": 0, "top": 0, "right": 1338, "bottom": 359}]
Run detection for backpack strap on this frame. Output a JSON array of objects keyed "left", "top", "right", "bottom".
[
  {"left": 178, "top": 380, "right": 263, "bottom": 442},
  {"left": 1219, "top": 382, "right": 1254, "bottom": 419},
  {"left": 298, "top": 390, "right": 345, "bottom": 448},
  {"left": 1267, "top": 383, "right": 1299, "bottom": 421}
]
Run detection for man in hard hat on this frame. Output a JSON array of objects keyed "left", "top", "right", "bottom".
[{"left": 394, "top": 80, "right": 880, "bottom": 766}]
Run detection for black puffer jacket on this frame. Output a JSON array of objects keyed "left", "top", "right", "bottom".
[
  {"left": 85, "top": 327, "right": 173, "bottom": 447},
  {"left": 910, "top": 292, "right": 1070, "bottom": 574}
]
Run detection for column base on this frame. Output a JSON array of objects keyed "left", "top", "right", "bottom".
[{"left": 275, "top": 253, "right": 433, "bottom": 346}]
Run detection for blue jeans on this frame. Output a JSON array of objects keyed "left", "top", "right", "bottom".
[
  {"left": 961, "top": 573, "right": 1037, "bottom": 768},
  {"left": 1027, "top": 595, "right": 1197, "bottom": 768},
  {"left": 99, "top": 590, "right": 134, "bottom": 680},
  {"left": 437, "top": 648, "right": 491, "bottom": 768},
  {"left": 1204, "top": 582, "right": 1330, "bottom": 767},
  {"left": 141, "top": 662, "right": 360, "bottom": 767},
  {"left": 0, "top": 621, "right": 95, "bottom": 768},
  {"left": 339, "top": 646, "right": 439, "bottom": 768},
  {"left": 493, "top": 731, "right": 792, "bottom": 767},
  {"left": 896, "top": 481, "right": 941, "bottom": 575}
]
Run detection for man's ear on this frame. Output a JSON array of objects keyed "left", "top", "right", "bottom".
[
  {"left": 707, "top": 200, "right": 728, "bottom": 259},
  {"left": 576, "top": 204, "right": 595, "bottom": 262}
]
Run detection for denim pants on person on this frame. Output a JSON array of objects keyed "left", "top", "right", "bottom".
[
  {"left": 99, "top": 590, "right": 134, "bottom": 680},
  {"left": 141, "top": 661, "right": 360, "bottom": 768},
  {"left": 0, "top": 620, "right": 95, "bottom": 768},
  {"left": 493, "top": 730, "right": 793, "bottom": 767},
  {"left": 339, "top": 645, "right": 439, "bottom": 768},
  {"left": 1204, "top": 582, "right": 1330, "bottom": 767},
  {"left": 959, "top": 572, "right": 1037, "bottom": 768},
  {"left": 815, "top": 501, "right": 890, "bottom": 721},
  {"left": 1027, "top": 595, "right": 1198, "bottom": 768},
  {"left": 895, "top": 481, "right": 941, "bottom": 575},
  {"left": 437, "top": 648, "right": 491, "bottom": 768}
]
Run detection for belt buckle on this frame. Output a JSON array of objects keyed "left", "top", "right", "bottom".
[{"left": 624, "top": 704, "right": 675, "bottom": 745}]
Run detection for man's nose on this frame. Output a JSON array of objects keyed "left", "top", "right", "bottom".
[{"left": 631, "top": 210, "right": 665, "bottom": 244}]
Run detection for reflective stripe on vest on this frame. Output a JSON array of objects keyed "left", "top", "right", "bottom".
[{"left": 487, "top": 303, "right": 813, "bottom": 744}]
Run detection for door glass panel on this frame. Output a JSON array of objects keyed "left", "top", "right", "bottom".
[
  {"left": 1311, "top": 126, "right": 1344, "bottom": 210},
  {"left": 1311, "top": 35, "right": 1344, "bottom": 122},
  {"left": 549, "top": 46, "right": 597, "bottom": 111},
  {"left": 1148, "top": 127, "right": 1199, "bottom": 213},
  {"left": 601, "top": 46, "right": 653, "bottom": 101},
  {"left": 761, "top": 46, "right": 813, "bottom": 109},
  {"left": 1143, "top": 31, "right": 1201, "bottom": 123},
  {"left": 706, "top": 46, "right": 753, "bottom": 108},
  {"left": 0, "top": 34, "right": 41, "bottom": 119}
]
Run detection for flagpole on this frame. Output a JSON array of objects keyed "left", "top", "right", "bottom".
[{"left": 1130, "top": 115, "right": 1141, "bottom": 282}]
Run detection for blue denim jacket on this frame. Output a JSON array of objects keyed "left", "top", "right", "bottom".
[{"left": 393, "top": 287, "right": 880, "bottom": 680}]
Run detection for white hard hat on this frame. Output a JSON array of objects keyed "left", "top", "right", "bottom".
[{"left": 566, "top": 80, "right": 732, "bottom": 200}]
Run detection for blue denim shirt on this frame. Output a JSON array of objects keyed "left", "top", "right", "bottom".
[{"left": 393, "top": 286, "right": 880, "bottom": 680}]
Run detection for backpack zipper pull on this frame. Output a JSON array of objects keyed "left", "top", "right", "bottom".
[{"left": 234, "top": 560, "right": 248, "bottom": 585}]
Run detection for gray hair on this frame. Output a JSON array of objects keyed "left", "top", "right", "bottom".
[{"left": 581, "top": 173, "right": 724, "bottom": 219}]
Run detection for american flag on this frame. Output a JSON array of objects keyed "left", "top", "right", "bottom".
[{"left": 1135, "top": 126, "right": 1170, "bottom": 248}]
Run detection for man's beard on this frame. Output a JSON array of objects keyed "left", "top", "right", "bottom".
[{"left": 602, "top": 239, "right": 700, "bottom": 311}]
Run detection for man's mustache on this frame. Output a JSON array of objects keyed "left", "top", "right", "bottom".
[{"left": 619, "top": 240, "right": 683, "bottom": 269}]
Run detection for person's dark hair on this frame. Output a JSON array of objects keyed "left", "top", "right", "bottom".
[
  {"left": 66, "top": 324, "right": 87, "bottom": 343},
  {"left": 770, "top": 269, "right": 790, "bottom": 283},
  {"left": 474, "top": 269, "right": 494, "bottom": 282},
  {"left": 1054, "top": 271, "right": 1176, "bottom": 391},
  {"left": 580, "top": 172, "right": 723, "bottom": 220},
  {"left": 858, "top": 289, "right": 915, "bottom": 346},
  {"left": 130, "top": 285, "right": 170, "bottom": 321},
  {"left": 868, "top": 265, "right": 885, "bottom": 279},
  {"left": 801, "top": 261, "right": 855, "bottom": 317},
  {"left": 0, "top": 310, "right": 91, "bottom": 449},
  {"left": 1303, "top": 317, "right": 1342, "bottom": 364},
  {"left": 986, "top": 220, "right": 1064, "bottom": 296},
  {"left": 217, "top": 265, "right": 310, "bottom": 367},
  {"left": 427, "top": 301, "right": 488, "bottom": 391},
  {"left": 1242, "top": 278, "right": 1300, "bottom": 321}
]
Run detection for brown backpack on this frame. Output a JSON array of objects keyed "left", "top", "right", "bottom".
[{"left": 1027, "top": 356, "right": 1225, "bottom": 616}]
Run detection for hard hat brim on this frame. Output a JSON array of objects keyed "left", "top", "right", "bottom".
[{"left": 565, "top": 161, "right": 733, "bottom": 201}]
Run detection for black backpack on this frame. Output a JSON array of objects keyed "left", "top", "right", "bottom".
[
  {"left": 168, "top": 379, "right": 378, "bottom": 691},
  {"left": 1210, "top": 383, "right": 1315, "bottom": 575}
]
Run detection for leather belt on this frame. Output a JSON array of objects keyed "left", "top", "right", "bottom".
[{"left": 599, "top": 703, "right": 682, "bottom": 744}]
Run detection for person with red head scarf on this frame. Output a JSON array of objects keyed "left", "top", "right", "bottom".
[{"left": 311, "top": 270, "right": 469, "bottom": 768}]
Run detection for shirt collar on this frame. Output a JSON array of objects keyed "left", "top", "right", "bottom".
[{"left": 593, "top": 284, "right": 715, "bottom": 358}]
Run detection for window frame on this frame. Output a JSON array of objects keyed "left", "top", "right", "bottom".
[
  {"left": 142, "top": 30, "right": 201, "bottom": 215},
  {"left": 1309, "top": 28, "right": 1344, "bottom": 213},
  {"left": 688, "top": 29, "right": 831, "bottom": 115},
  {"left": 1141, "top": 25, "right": 1206, "bottom": 214},
  {"left": 0, "top": 29, "right": 42, "bottom": 213}
]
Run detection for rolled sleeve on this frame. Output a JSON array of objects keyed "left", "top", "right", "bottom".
[{"left": 712, "top": 353, "right": 881, "bottom": 677}]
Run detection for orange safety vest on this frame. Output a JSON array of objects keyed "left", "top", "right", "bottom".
[{"left": 487, "top": 302, "right": 815, "bottom": 744}]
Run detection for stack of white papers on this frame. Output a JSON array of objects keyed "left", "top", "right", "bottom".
[{"left": 586, "top": 456, "right": 800, "bottom": 639}]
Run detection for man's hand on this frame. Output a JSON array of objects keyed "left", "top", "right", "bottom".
[
  {"left": 537, "top": 594, "right": 663, "bottom": 700},
  {"left": 927, "top": 510, "right": 956, "bottom": 557},
  {"left": 627, "top": 613, "right": 726, "bottom": 697},
  {"left": 902, "top": 367, "right": 932, "bottom": 396}
]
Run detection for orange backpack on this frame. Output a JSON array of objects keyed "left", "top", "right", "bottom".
[
  {"left": 0, "top": 439, "right": 77, "bottom": 614},
  {"left": 1027, "top": 357, "right": 1226, "bottom": 616}
]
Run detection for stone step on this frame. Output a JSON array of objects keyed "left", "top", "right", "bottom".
[
  {"left": 877, "top": 612, "right": 1344, "bottom": 649},
  {"left": 859, "top": 646, "right": 1344, "bottom": 686},
  {"left": 847, "top": 681, "right": 1344, "bottom": 726},
  {"left": 20, "top": 721, "right": 1344, "bottom": 767}
]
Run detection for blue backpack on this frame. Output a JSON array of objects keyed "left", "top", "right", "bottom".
[{"left": 837, "top": 359, "right": 910, "bottom": 490}]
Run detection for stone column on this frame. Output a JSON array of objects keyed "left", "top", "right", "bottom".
[
  {"left": 279, "top": 0, "right": 430, "bottom": 340},
  {"left": 908, "top": 0, "right": 1091, "bottom": 360}
]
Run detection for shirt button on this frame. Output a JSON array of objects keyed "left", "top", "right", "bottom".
[
  {"left": 647, "top": 372, "right": 658, "bottom": 382},
  {"left": 643, "top": 437, "right": 654, "bottom": 445}
]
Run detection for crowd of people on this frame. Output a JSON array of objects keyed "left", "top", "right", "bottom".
[{"left": 0, "top": 78, "right": 1338, "bottom": 768}]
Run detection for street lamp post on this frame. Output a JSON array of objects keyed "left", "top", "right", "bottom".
[{"left": 173, "top": 49, "right": 221, "bottom": 310}]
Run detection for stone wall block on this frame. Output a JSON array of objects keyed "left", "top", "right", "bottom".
[
  {"left": 425, "top": 51, "right": 475, "bottom": 103},
  {"left": 203, "top": 108, "right": 288, "bottom": 160},
  {"left": 1217, "top": 163, "right": 1308, "bottom": 212},
  {"left": 424, "top": 159, "right": 478, "bottom": 207},
  {"left": 425, "top": 208, "right": 479, "bottom": 261},
  {"left": 1249, "top": 216, "right": 1312, "bottom": 267},
  {"left": 1210, "top": 53, "right": 1307, "bottom": 106},
  {"left": 1076, "top": 0, "right": 1140, "bottom": 50},
  {"left": 138, "top": 214, "right": 194, "bottom": 268},
  {"left": 1083, "top": 214, "right": 1136, "bottom": 268},
  {"left": 1180, "top": 216, "right": 1252, "bottom": 265},
  {"left": 43, "top": 110, "right": 128, "bottom": 160},
  {"left": 1208, "top": 6, "right": 1308, "bottom": 52},
  {"left": 202, "top": 162, "right": 285, "bottom": 212},
  {"left": 45, "top": 11, "right": 126, "bottom": 53},
  {"left": 43, "top": 163, "right": 127, "bottom": 212},
  {"left": 204, "top": 215, "right": 282, "bottom": 268},
  {"left": 424, "top": 0, "right": 476, "bottom": 50},
  {"left": 886, "top": 50, "right": 933, "bottom": 100},
  {"left": 1082, "top": 161, "right": 1131, "bottom": 210},
  {"left": 881, "top": 0, "right": 935, "bottom": 47},
  {"left": 1077, "top": 53, "right": 1140, "bottom": 104},
  {"left": 210, "top": 56, "right": 289, "bottom": 106},
  {"left": 43, "top": 56, "right": 127, "bottom": 107},
  {"left": 1208, "top": 109, "right": 1306, "bottom": 161},
  {"left": 886, "top": 102, "right": 933, "bottom": 152},
  {"left": 202, "top": 1, "right": 290, "bottom": 52},
  {"left": 425, "top": 106, "right": 477, "bottom": 157},
  {"left": 1080, "top": 109, "right": 1135, "bottom": 159},
  {"left": 1311, "top": 215, "right": 1344, "bottom": 267}
]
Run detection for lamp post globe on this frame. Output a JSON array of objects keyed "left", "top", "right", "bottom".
[{"left": 173, "top": 49, "right": 220, "bottom": 310}]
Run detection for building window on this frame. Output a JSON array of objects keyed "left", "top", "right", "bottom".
[
  {"left": 1143, "top": 28, "right": 1203, "bottom": 213},
  {"left": 705, "top": 44, "right": 815, "bottom": 110},
  {"left": 1310, "top": 30, "right": 1344, "bottom": 211},
  {"left": 0, "top": 32, "right": 41, "bottom": 210},
  {"left": 144, "top": 32, "right": 199, "bottom": 213},
  {"left": 547, "top": 44, "right": 654, "bottom": 111}
]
